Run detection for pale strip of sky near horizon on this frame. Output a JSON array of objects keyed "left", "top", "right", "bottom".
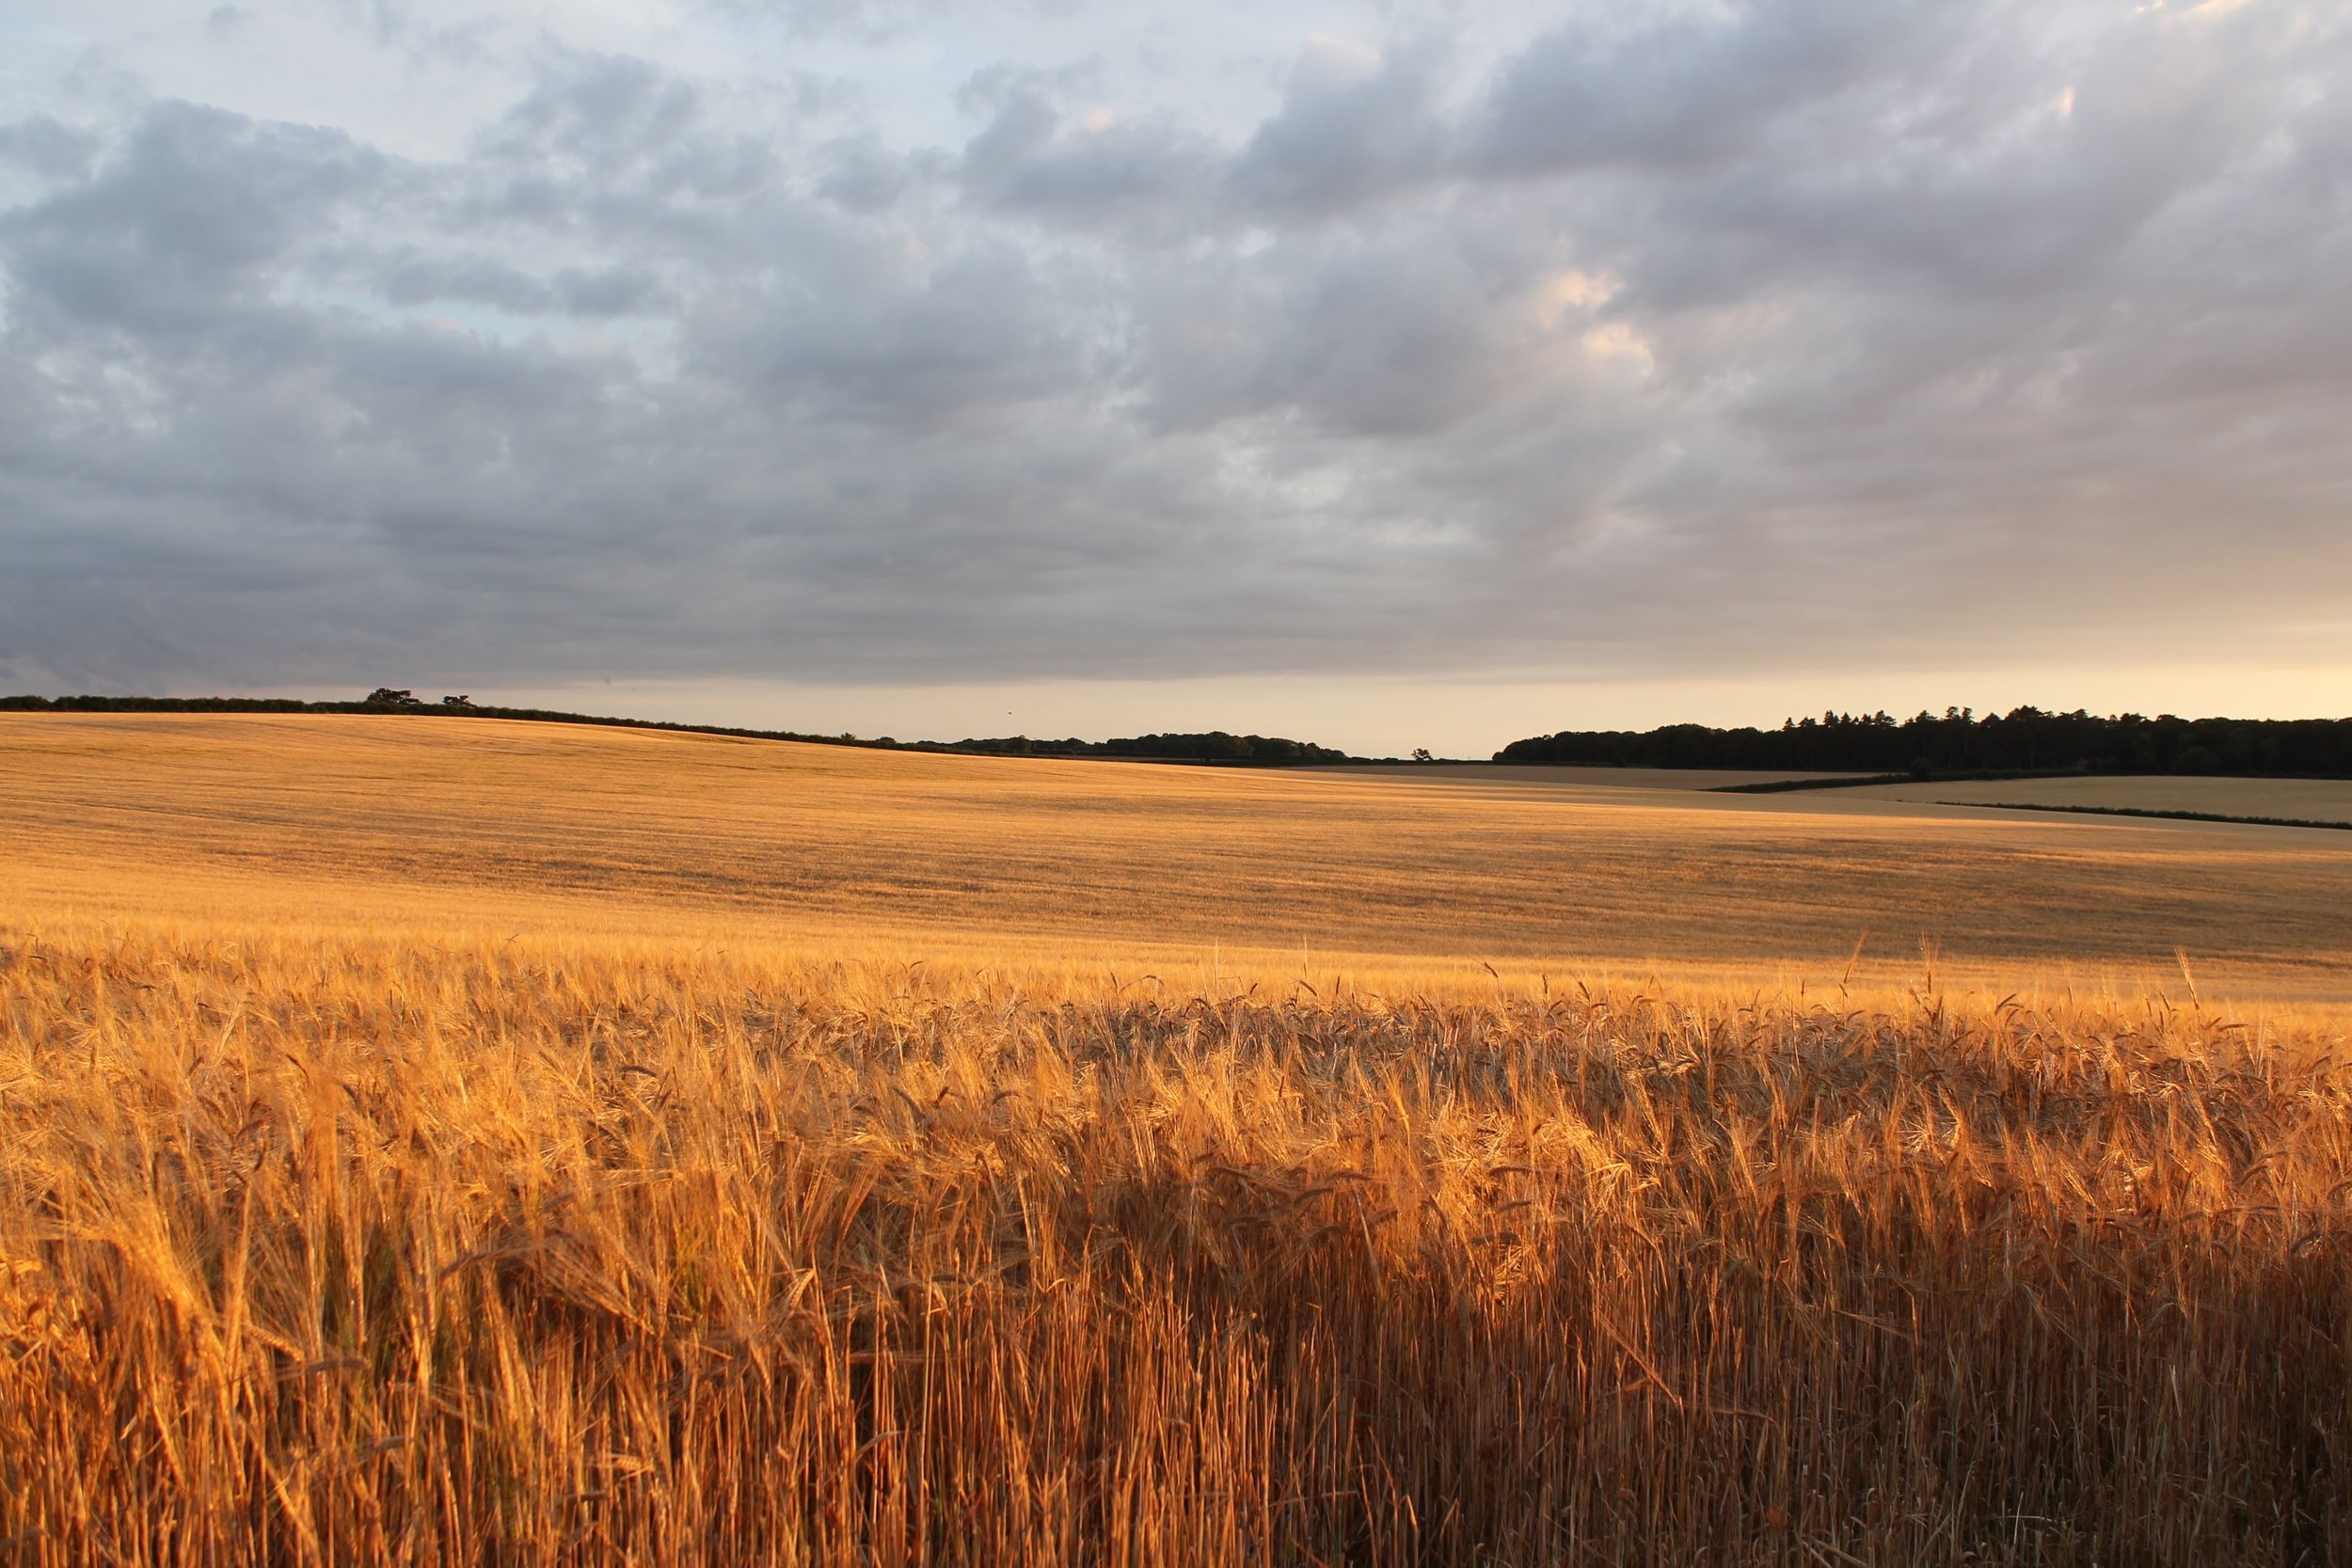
[{"left": 213, "top": 664, "right": 2352, "bottom": 760}]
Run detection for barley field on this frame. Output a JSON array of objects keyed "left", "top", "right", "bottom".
[
  {"left": 4, "top": 715, "right": 2350, "bottom": 1565},
  {"left": 8, "top": 714, "right": 2352, "bottom": 990}
]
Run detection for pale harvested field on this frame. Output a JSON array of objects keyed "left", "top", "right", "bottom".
[
  {"left": 1302, "top": 763, "right": 1869, "bottom": 789},
  {"left": 6, "top": 713, "right": 2352, "bottom": 996},
  {"left": 1842, "top": 773, "right": 2352, "bottom": 824}
]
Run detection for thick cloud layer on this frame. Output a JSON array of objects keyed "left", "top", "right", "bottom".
[{"left": 3, "top": 0, "right": 2348, "bottom": 701}]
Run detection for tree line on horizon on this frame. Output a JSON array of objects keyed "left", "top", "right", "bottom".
[
  {"left": 1494, "top": 705, "right": 2352, "bottom": 777},
  {"left": 0, "top": 693, "right": 1359, "bottom": 766},
  {"left": 24, "top": 691, "right": 2352, "bottom": 777},
  {"left": 941, "top": 731, "right": 1350, "bottom": 763}
]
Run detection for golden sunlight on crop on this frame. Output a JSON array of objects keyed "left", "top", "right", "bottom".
[
  {"left": 4, "top": 715, "right": 2349, "bottom": 1563},
  {"left": 12, "top": 712, "right": 2349, "bottom": 996},
  {"left": 6, "top": 922, "right": 2347, "bottom": 1563}
]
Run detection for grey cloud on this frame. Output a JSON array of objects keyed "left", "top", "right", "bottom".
[
  {"left": 373, "top": 252, "right": 668, "bottom": 316},
  {"left": 816, "top": 132, "right": 917, "bottom": 212},
  {"left": 1132, "top": 229, "right": 1553, "bottom": 437},
  {"left": 462, "top": 52, "right": 781, "bottom": 238},
  {"left": 958, "top": 87, "right": 1218, "bottom": 233},
  {"left": 1474, "top": 2, "right": 1971, "bottom": 178},
  {"left": 378, "top": 253, "right": 555, "bottom": 312},
  {"left": 686, "top": 243, "right": 1083, "bottom": 427},
  {"left": 3, "top": 103, "right": 381, "bottom": 334},
  {"left": 949, "top": 41, "right": 1454, "bottom": 233},
  {"left": 1702, "top": 19, "right": 2273, "bottom": 305},
  {"left": 690, "top": 0, "right": 959, "bottom": 45},
  {"left": 1226, "top": 41, "right": 1451, "bottom": 218},
  {"left": 488, "top": 53, "right": 707, "bottom": 168},
  {"left": 0, "top": 116, "right": 103, "bottom": 181},
  {"left": 4, "top": 6, "right": 2351, "bottom": 701},
  {"left": 553, "top": 265, "right": 667, "bottom": 315}
]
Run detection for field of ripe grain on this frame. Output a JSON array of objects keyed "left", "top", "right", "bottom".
[
  {"left": 5, "top": 715, "right": 2352, "bottom": 1565},
  {"left": 7, "top": 714, "right": 2352, "bottom": 996},
  {"left": 1842, "top": 773, "right": 2352, "bottom": 826},
  {"left": 3, "top": 925, "right": 2347, "bottom": 1566}
]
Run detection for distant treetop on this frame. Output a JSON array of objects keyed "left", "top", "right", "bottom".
[
  {"left": 1494, "top": 706, "right": 2352, "bottom": 778},
  {"left": 939, "top": 731, "right": 1350, "bottom": 764}
]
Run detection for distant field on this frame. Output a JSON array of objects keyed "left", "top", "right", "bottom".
[
  {"left": 1314, "top": 763, "right": 1871, "bottom": 789},
  {"left": 7, "top": 713, "right": 2352, "bottom": 994},
  {"left": 1843, "top": 772, "right": 2352, "bottom": 824}
]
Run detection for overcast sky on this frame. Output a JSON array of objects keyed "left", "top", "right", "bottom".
[{"left": 3, "top": 0, "right": 2347, "bottom": 754}]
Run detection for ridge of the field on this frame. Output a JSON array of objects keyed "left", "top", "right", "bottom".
[
  {"left": 7, "top": 710, "right": 2352, "bottom": 1001},
  {"left": 0, "top": 691, "right": 1371, "bottom": 765}
]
